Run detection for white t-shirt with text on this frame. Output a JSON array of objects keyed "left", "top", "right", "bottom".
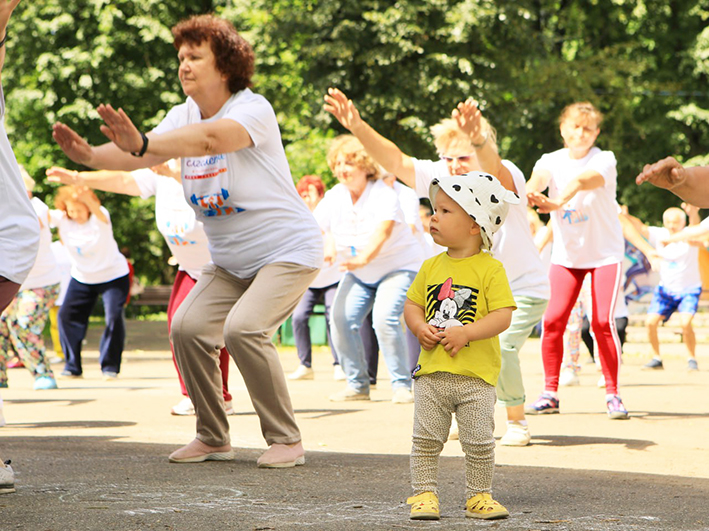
[
  {"left": 314, "top": 179, "right": 424, "bottom": 285},
  {"left": 133, "top": 169, "right": 210, "bottom": 280},
  {"left": 533, "top": 147, "right": 624, "bottom": 269},
  {"left": 153, "top": 89, "right": 322, "bottom": 278}
]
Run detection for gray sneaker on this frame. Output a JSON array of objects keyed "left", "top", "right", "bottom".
[
  {"left": 642, "top": 358, "right": 663, "bottom": 370},
  {"left": 0, "top": 460, "right": 15, "bottom": 494},
  {"left": 688, "top": 359, "right": 699, "bottom": 372}
]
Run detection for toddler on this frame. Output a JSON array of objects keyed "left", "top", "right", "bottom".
[{"left": 404, "top": 172, "right": 518, "bottom": 520}]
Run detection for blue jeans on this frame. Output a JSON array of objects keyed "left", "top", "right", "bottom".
[
  {"left": 59, "top": 275, "right": 130, "bottom": 375},
  {"left": 331, "top": 270, "right": 416, "bottom": 393},
  {"left": 292, "top": 283, "right": 380, "bottom": 382}
]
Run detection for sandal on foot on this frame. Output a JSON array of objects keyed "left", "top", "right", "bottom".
[
  {"left": 407, "top": 492, "right": 440, "bottom": 520},
  {"left": 465, "top": 492, "right": 509, "bottom": 520}
]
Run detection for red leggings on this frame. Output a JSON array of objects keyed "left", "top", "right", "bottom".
[
  {"left": 542, "top": 263, "right": 622, "bottom": 395},
  {"left": 168, "top": 270, "right": 232, "bottom": 402}
]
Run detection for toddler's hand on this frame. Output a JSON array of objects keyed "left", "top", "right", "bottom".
[
  {"left": 439, "top": 327, "right": 469, "bottom": 357},
  {"left": 417, "top": 324, "right": 442, "bottom": 351}
]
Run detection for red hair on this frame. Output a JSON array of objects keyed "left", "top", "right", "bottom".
[
  {"left": 296, "top": 175, "right": 325, "bottom": 198},
  {"left": 172, "top": 15, "right": 254, "bottom": 94}
]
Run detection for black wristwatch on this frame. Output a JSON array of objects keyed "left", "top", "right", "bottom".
[{"left": 131, "top": 132, "right": 149, "bottom": 157}]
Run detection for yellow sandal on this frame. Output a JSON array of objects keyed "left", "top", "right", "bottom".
[
  {"left": 465, "top": 492, "right": 509, "bottom": 520},
  {"left": 407, "top": 492, "right": 440, "bottom": 520}
]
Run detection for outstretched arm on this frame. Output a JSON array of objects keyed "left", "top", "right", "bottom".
[
  {"left": 46, "top": 166, "right": 142, "bottom": 196},
  {"left": 636, "top": 157, "right": 709, "bottom": 208},
  {"left": 661, "top": 223, "right": 709, "bottom": 244},
  {"left": 52, "top": 122, "right": 166, "bottom": 171},
  {"left": 339, "top": 220, "right": 394, "bottom": 271},
  {"left": 324, "top": 88, "right": 417, "bottom": 187},
  {"left": 0, "top": 0, "right": 21, "bottom": 78},
  {"left": 528, "top": 169, "right": 604, "bottom": 213}
]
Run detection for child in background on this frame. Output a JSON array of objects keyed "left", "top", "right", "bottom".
[
  {"left": 633, "top": 205, "right": 703, "bottom": 371},
  {"left": 404, "top": 172, "right": 518, "bottom": 521}
]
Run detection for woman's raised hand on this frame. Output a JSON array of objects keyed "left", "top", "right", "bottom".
[
  {"left": 46, "top": 166, "right": 80, "bottom": 185},
  {"left": 323, "top": 88, "right": 363, "bottom": 131},
  {"left": 452, "top": 98, "right": 486, "bottom": 144},
  {"left": 97, "top": 104, "right": 144, "bottom": 154},
  {"left": 52, "top": 123, "right": 94, "bottom": 166}
]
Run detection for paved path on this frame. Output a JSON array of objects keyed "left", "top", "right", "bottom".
[{"left": 1, "top": 320, "right": 708, "bottom": 530}]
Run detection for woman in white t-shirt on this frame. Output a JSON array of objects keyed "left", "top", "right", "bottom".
[
  {"left": 52, "top": 15, "right": 322, "bottom": 468},
  {"left": 46, "top": 160, "right": 235, "bottom": 416},
  {"left": 0, "top": 168, "right": 60, "bottom": 391},
  {"left": 317, "top": 135, "right": 424, "bottom": 404},
  {"left": 526, "top": 102, "right": 628, "bottom": 420},
  {"left": 324, "top": 89, "right": 549, "bottom": 447},
  {"left": 49, "top": 186, "right": 130, "bottom": 380}
]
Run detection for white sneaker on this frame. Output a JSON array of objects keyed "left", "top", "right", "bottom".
[
  {"left": 448, "top": 417, "right": 459, "bottom": 441},
  {"left": 499, "top": 422, "right": 531, "bottom": 447},
  {"left": 559, "top": 368, "right": 580, "bottom": 387},
  {"left": 288, "top": 365, "right": 314, "bottom": 380},
  {"left": 0, "top": 461, "right": 15, "bottom": 494},
  {"left": 392, "top": 388, "right": 414, "bottom": 404},
  {"left": 171, "top": 397, "right": 195, "bottom": 416},
  {"left": 224, "top": 400, "right": 236, "bottom": 416},
  {"left": 597, "top": 375, "right": 606, "bottom": 388},
  {"left": 333, "top": 365, "right": 347, "bottom": 381},
  {"left": 329, "top": 386, "right": 370, "bottom": 402}
]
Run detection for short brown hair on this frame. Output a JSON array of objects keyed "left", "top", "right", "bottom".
[
  {"left": 54, "top": 186, "right": 100, "bottom": 214},
  {"left": 327, "top": 135, "right": 381, "bottom": 181},
  {"left": 172, "top": 15, "right": 254, "bottom": 94}
]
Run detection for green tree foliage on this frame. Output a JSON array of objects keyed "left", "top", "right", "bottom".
[{"left": 3, "top": 1, "right": 708, "bottom": 286}]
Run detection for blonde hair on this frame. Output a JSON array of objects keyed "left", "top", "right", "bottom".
[
  {"left": 54, "top": 185, "right": 100, "bottom": 214},
  {"left": 430, "top": 117, "right": 498, "bottom": 155},
  {"left": 327, "top": 135, "right": 381, "bottom": 180},
  {"left": 663, "top": 206, "right": 686, "bottom": 224},
  {"left": 559, "top": 102, "right": 603, "bottom": 128},
  {"left": 19, "top": 165, "right": 35, "bottom": 192}
]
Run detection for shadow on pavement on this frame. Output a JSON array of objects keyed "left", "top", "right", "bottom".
[
  {"left": 529, "top": 434, "right": 655, "bottom": 450},
  {"left": 1, "top": 436, "right": 707, "bottom": 531}
]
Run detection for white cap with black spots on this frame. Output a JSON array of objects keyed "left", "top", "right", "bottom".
[{"left": 429, "top": 171, "right": 520, "bottom": 250}]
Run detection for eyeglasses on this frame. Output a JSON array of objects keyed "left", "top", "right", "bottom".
[{"left": 440, "top": 153, "right": 474, "bottom": 163}]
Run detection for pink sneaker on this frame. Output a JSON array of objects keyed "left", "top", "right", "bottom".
[
  {"left": 168, "top": 439, "right": 235, "bottom": 463},
  {"left": 257, "top": 442, "right": 305, "bottom": 468}
]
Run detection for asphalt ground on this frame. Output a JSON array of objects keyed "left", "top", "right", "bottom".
[{"left": 1, "top": 320, "right": 708, "bottom": 531}]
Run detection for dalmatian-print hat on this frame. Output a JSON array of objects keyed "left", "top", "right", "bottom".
[{"left": 429, "top": 171, "right": 520, "bottom": 250}]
